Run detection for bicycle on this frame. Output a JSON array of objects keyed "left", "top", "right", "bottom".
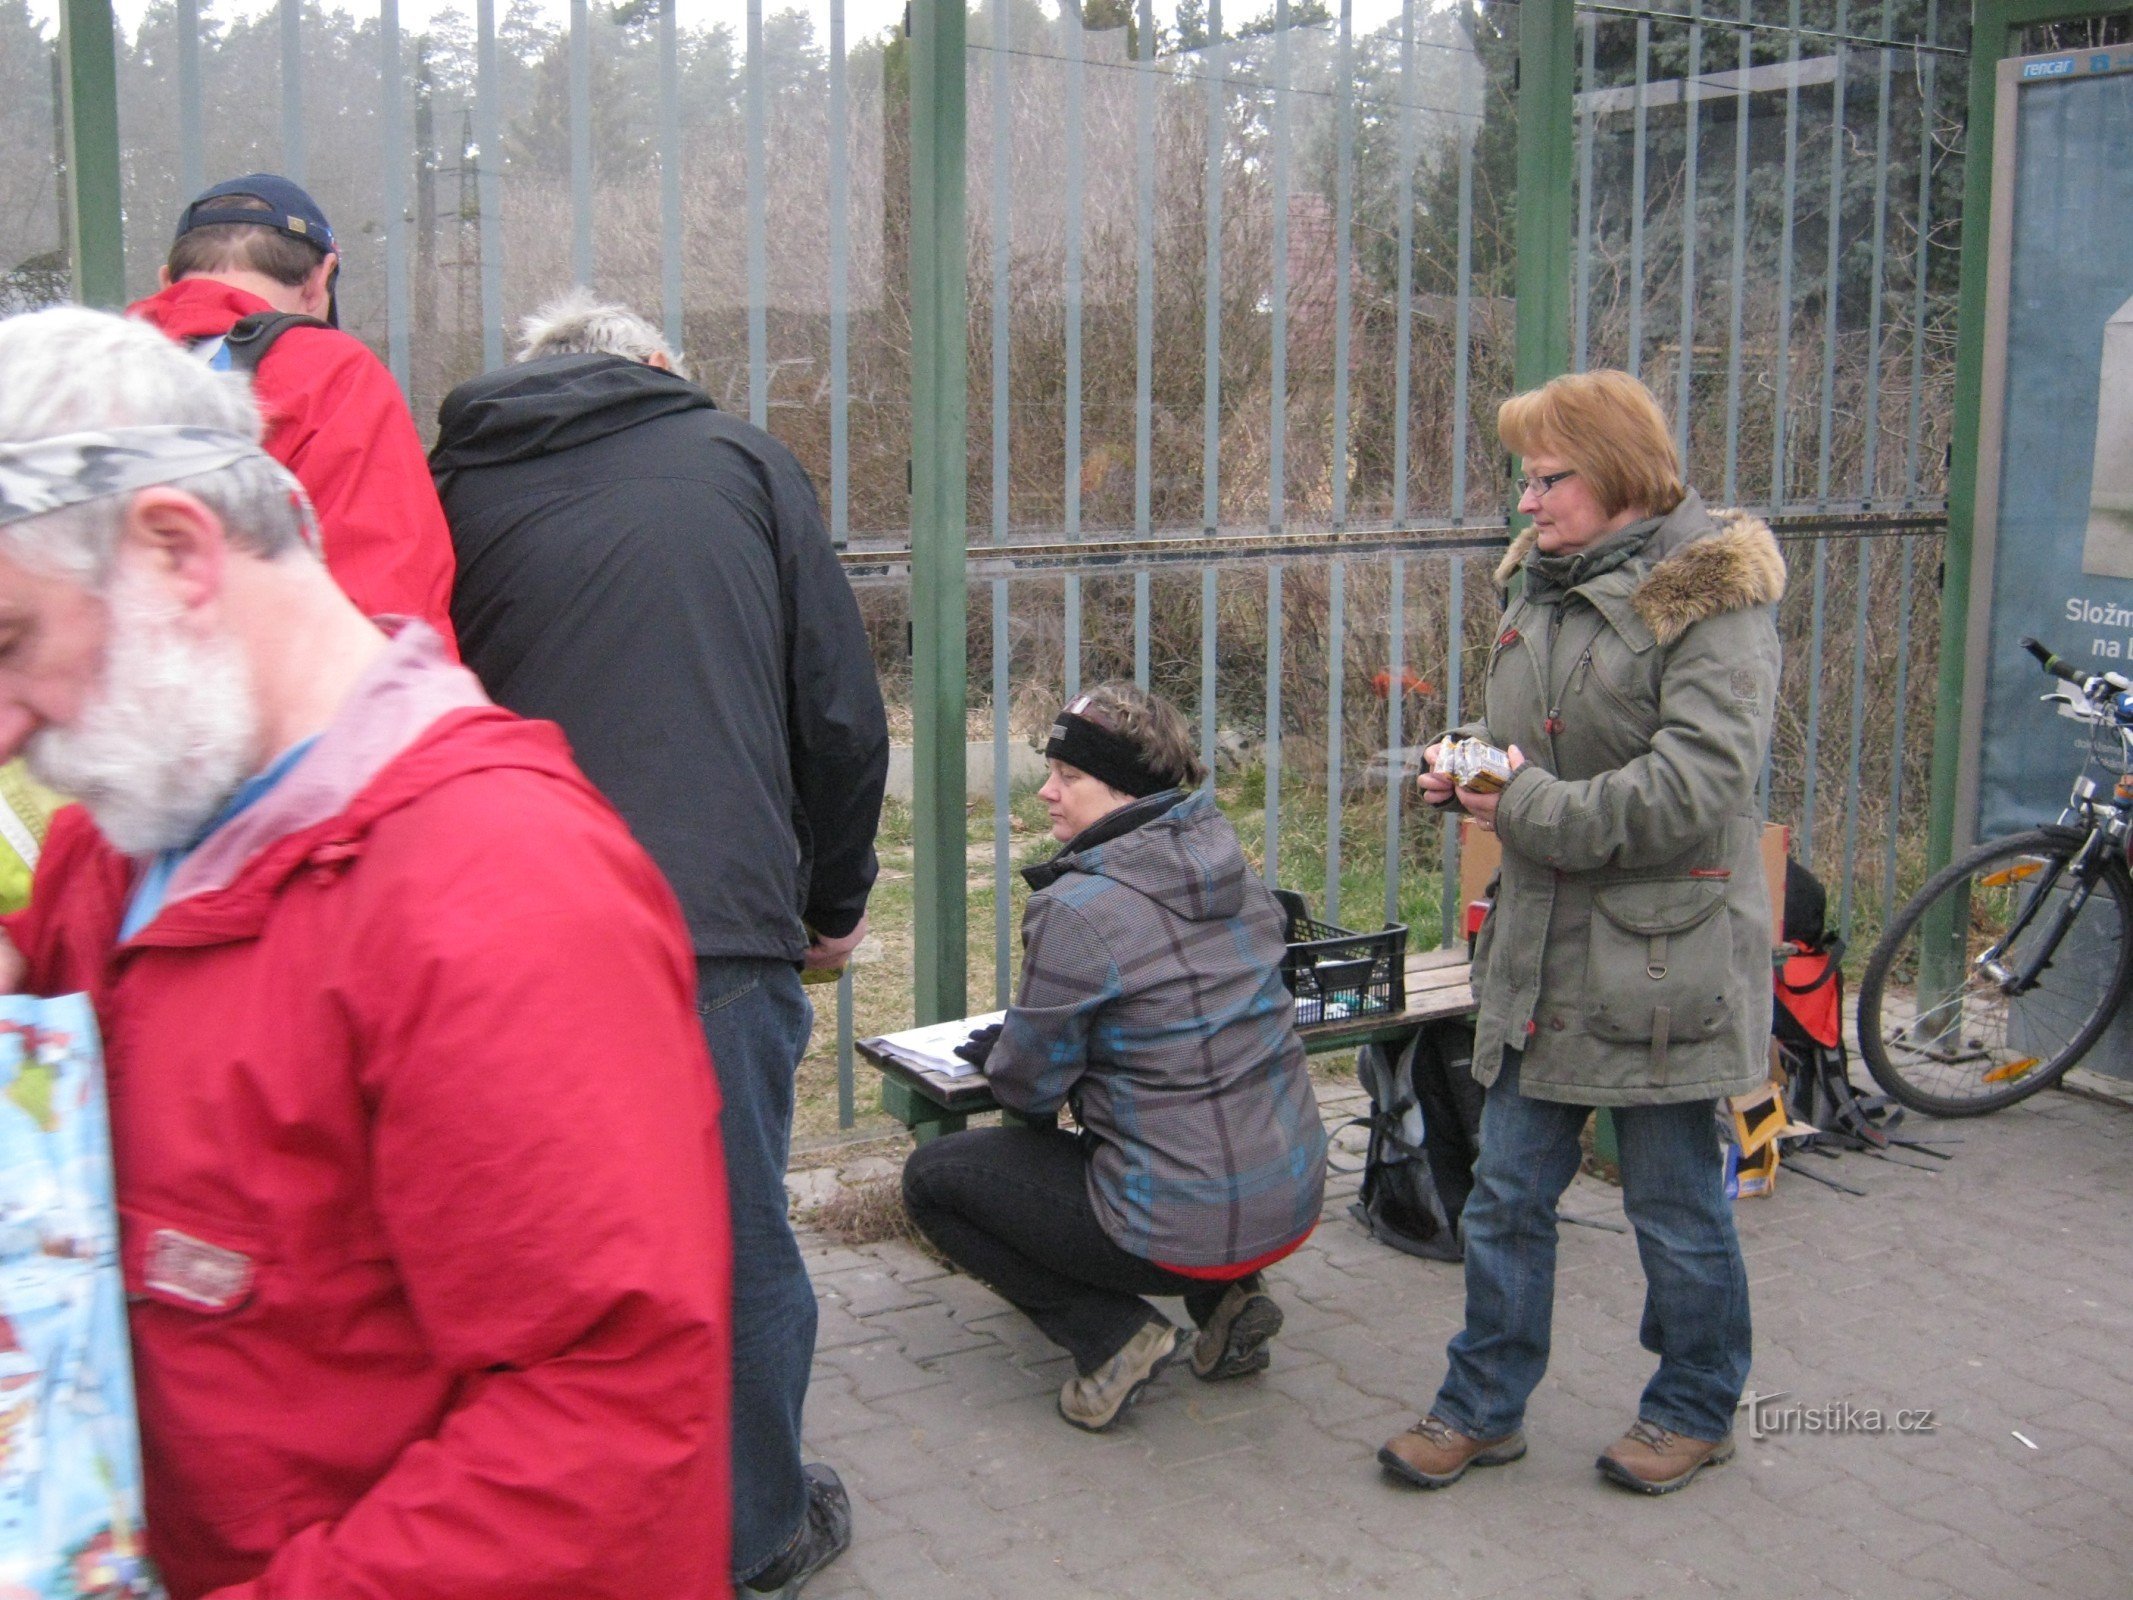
[{"left": 1855, "top": 637, "right": 2133, "bottom": 1116}]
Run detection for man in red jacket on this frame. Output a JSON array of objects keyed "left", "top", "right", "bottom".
[
  {"left": 0, "top": 305, "right": 731, "bottom": 1598},
  {"left": 128, "top": 173, "right": 458, "bottom": 650}
]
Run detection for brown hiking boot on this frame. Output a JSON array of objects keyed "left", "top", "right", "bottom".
[
  {"left": 1191, "top": 1280, "right": 1284, "bottom": 1381},
  {"left": 1377, "top": 1414, "right": 1527, "bottom": 1489},
  {"left": 1596, "top": 1419, "right": 1736, "bottom": 1494}
]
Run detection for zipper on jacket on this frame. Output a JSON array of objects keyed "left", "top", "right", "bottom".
[{"left": 1545, "top": 647, "right": 1594, "bottom": 736}]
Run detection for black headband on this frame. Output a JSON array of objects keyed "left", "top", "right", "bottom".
[{"left": 1046, "top": 704, "right": 1170, "bottom": 798}]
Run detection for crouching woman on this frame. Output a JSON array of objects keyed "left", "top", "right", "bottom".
[{"left": 901, "top": 684, "right": 1327, "bottom": 1432}]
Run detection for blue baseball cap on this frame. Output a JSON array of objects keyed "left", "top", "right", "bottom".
[{"left": 175, "top": 174, "right": 339, "bottom": 324}]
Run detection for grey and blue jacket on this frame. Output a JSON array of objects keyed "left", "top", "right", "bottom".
[{"left": 986, "top": 789, "right": 1327, "bottom": 1269}]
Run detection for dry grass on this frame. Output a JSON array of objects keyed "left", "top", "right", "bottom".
[{"left": 797, "top": 1174, "right": 946, "bottom": 1262}]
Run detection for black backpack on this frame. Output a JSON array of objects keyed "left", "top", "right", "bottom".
[
  {"left": 1348, "top": 1020, "right": 1485, "bottom": 1262},
  {"left": 192, "top": 310, "right": 328, "bottom": 375}
]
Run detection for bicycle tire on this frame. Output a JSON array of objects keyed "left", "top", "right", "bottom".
[{"left": 1856, "top": 827, "right": 2133, "bottom": 1117}]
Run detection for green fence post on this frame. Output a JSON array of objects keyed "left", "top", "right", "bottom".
[
  {"left": 58, "top": 0, "right": 125, "bottom": 309},
  {"left": 908, "top": 0, "right": 969, "bottom": 1027},
  {"left": 1512, "top": 0, "right": 1576, "bottom": 396}
]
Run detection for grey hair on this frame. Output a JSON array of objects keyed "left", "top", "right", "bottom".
[
  {"left": 0, "top": 305, "right": 314, "bottom": 583},
  {"left": 516, "top": 288, "right": 691, "bottom": 379}
]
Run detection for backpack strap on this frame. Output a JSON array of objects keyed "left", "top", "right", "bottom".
[{"left": 220, "top": 311, "right": 329, "bottom": 374}]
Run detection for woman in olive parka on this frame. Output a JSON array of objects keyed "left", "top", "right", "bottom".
[{"left": 1379, "top": 370, "right": 1784, "bottom": 1500}]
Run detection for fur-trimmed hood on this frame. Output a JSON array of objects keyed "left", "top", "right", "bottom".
[{"left": 1495, "top": 496, "right": 1785, "bottom": 647}]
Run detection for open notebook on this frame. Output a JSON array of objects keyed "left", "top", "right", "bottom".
[{"left": 862, "top": 1011, "right": 1008, "bottom": 1081}]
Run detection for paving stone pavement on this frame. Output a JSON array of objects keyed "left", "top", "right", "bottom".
[{"left": 793, "top": 1082, "right": 2133, "bottom": 1599}]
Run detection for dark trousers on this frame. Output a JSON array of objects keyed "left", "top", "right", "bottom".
[
  {"left": 697, "top": 957, "right": 818, "bottom": 1585},
  {"left": 901, "top": 1125, "right": 1248, "bottom": 1375}
]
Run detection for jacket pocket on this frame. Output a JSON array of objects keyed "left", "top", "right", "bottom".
[
  {"left": 121, "top": 1204, "right": 266, "bottom": 1316},
  {"left": 1583, "top": 878, "right": 1733, "bottom": 1061}
]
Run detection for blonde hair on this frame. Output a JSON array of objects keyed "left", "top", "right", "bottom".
[{"left": 1497, "top": 369, "right": 1686, "bottom": 519}]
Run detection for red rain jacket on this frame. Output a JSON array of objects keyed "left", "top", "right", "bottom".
[
  {"left": 4, "top": 685, "right": 730, "bottom": 1598},
  {"left": 128, "top": 279, "right": 459, "bottom": 652}
]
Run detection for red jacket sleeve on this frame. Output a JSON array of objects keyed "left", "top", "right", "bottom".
[
  {"left": 206, "top": 776, "right": 729, "bottom": 1600},
  {"left": 254, "top": 332, "right": 460, "bottom": 655},
  {"left": 1, "top": 804, "right": 128, "bottom": 1002}
]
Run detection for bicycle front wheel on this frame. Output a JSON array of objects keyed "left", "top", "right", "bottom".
[{"left": 1856, "top": 827, "right": 2133, "bottom": 1116}]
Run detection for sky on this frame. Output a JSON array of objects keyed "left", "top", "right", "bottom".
[{"left": 33, "top": 0, "right": 1419, "bottom": 53}]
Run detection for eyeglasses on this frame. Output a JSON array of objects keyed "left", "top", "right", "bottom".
[{"left": 1517, "top": 469, "right": 1578, "bottom": 499}]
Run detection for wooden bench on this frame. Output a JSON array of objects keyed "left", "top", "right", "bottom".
[{"left": 862, "top": 946, "right": 1477, "bottom": 1142}]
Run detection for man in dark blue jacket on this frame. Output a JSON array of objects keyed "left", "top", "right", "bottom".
[{"left": 431, "top": 293, "right": 889, "bottom": 1595}]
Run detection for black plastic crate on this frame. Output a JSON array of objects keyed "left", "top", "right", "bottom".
[{"left": 1272, "top": 890, "right": 1408, "bottom": 1027}]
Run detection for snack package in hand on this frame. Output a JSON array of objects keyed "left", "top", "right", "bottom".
[{"left": 1431, "top": 737, "right": 1515, "bottom": 794}]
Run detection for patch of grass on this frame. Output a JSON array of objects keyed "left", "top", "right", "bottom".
[{"left": 797, "top": 1174, "right": 945, "bottom": 1260}]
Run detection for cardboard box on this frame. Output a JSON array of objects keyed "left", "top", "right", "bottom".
[{"left": 1457, "top": 818, "right": 1791, "bottom": 949}]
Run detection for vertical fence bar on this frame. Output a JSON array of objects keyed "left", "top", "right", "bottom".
[
  {"left": 1452, "top": 122, "right": 1475, "bottom": 520},
  {"left": 281, "top": 0, "right": 305, "bottom": 183},
  {"left": 1773, "top": 0, "right": 1801, "bottom": 508},
  {"left": 1135, "top": 0, "right": 1156, "bottom": 542},
  {"left": 1392, "top": 0, "right": 1416, "bottom": 524},
  {"left": 476, "top": 0, "right": 503, "bottom": 369},
  {"left": 1385, "top": 554, "right": 1405, "bottom": 927},
  {"left": 1063, "top": 0, "right": 1084, "bottom": 696},
  {"left": 1202, "top": 0, "right": 1224, "bottom": 535},
  {"left": 660, "top": 0, "right": 683, "bottom": 355},
  {"left": 1201, "top": 567, "right": 1218, "bottom": 789},
  {"left": 909, "top": 0, "right": 970, "bottom": 1027},
  {"left": 1326, "top": 561, "right": 1346, "bottom": 922},
  {"left": 1134, "top": 572, "right": 1151, "bottom": 689},
  {"left": 1838, "top": 538, "right": 1874, "bottom": 939},
  {"left": 990, "top": 0, "right": 1011, "bottom": 548},
  {"left": 1269, "top": 0, "right": 1290, "bottom": 532},
  {"left": 382, "top": 0, "right": 410, "bottom": 391},
  {"left": 836, "top": 968, "right": 855, "bottom": 1126},
  {"left": 1574, "top": 11, "right": 1596, "bottom": 374},
  {"left": 569, "top": 0, "right": 590, "bottom": 285},
  {"left": 747, "top": 0, "right": 768, "bottom": 427},
  {"left": 1883, "top": 538, "right": 1914, "bottom": 915},
  {"left": 1859, "top": 0, "right": 1893, "bottom": 508},
  {"left": 1265, "top": 565, "right": 1283, "bottom": 886},
  {"left": 1627, "top": 14, "right": 1649, "bottom": 381},
  {"left": 58, "top": 0, "right": 123, "bottom": 308},
  {"left": 1816, "top": 8, "right": 1848, "bottom": 509},
  {"left": 178, "top": 0, "right": 202, "bottom": 197},
  {"left": 1440, "top": 552, "right": 1464, "bottom": 945},
  {"left": 1332, "top": 0, "right": 1354, "bottom": 530},
  {"left": 1801, "top": 534, "right": 1829, "bottom": 860},
  {"left": 994, "top": 578, "right": 1012, "bottom": 1004},
  {"left": 829, "top": 0, "right": 850, "bottom": 540},
  {"left": 1902, "top": 0, "right": 1938, "bottom": 504},
  {"left": 1722, "top": 0, "right": 1750, "bottom": 503},
  {"left": 1673, "top": 0, "right": 1701, "bottom": 467}
]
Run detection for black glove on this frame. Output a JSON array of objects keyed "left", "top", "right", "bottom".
[{"left": 954, "top": 1022, "right": 1004, "bottom": 1070}]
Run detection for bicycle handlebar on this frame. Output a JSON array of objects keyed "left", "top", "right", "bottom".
[{"left": 2024, "top": 636, "right": 2133, "bottom": 696}]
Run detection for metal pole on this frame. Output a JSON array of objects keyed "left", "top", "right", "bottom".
[
  {"left": 747, "top": 0, "right": 768, "bottom": 427},
  {"left": 281, "top": 0, "right": 305, "bottom": 183},
  {"left": 1573, "top": 11, "right": 1596, "bottom": 373},
  {"left": 382, "top": 0, "right": 410, "bottom": 391},
  {"left": 1064, "top": 0, "right": 1085, "bottom": 695},
  {"left": 1514, "top": 0, "right": 1576, "bottom": 393},
  {"left": 570, "top": 0, "right": 590, "bottom": 286},
  {"left": 660, "top": 0, "right": 683, "bottom": 354},
  {"left": 1332, "top": 0, "right": 1354, "bottom": 530},
  {"left": 1136, "top": 0, "right": 1156, "bottom": 541},
  {"left": 1202, "top": 0, "right": 1224, "bottom": 535},
  {"left": 1773, "top": 0, "right": 1802, "bottom": 510},
  {"left": 178, "top": 0, "right": 202, "bottom": 199},
  {"left": 830, "top": 0, "right": 850, "bottom": 537},
  {"left": 58, "top": 0, "right": 123, "bottom": 309},
  {"left": 1721, "top": 0, "right": 1750, "bottom": 502},
  {"left": 909, "top": 0, "right": 970, "bottom": 1026},
  {"left": 1265, "top": 564, "right": 1283, "bottom": 886},
  {"left": 990, "top": 0, "right": 1011, "bottom": 549},
  {"left": 477, "top": 0, "right": 503, "bottom": 368},
  {"left": 994, "top": 578, "right": 1013, "bottom": 1004},
  {"left": 1673, "top": 0, "right": 1702, "bottom": 469},
  {"left": 1385, "top": 554, "right": 1405, "bottom": 928},
  {"left": 1627, "top": 15, "right": 1650, "bottom": 381},
  {"left": 1392, "top": 0, "right": 1416, "bottom": 522},
  {"left": 1326, "top": 560, "right": 1346, "bottom": 922},
  {"left": 1269, "top": 0, "right": 1290, "bottom": 533}
]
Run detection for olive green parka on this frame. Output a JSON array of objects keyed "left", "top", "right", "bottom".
[{"left": 1460, "top": 490, "right": 1784, "bottom": 1106}]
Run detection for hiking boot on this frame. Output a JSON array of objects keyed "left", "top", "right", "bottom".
[
  {"left": 1191, "top": 1280, "right": 1285, "bottom": 1381},
  {"left": 1058, "top": 1319, "right": 1184, "bottom": 1432},
  {"left": 744, "top": 1463, "right": 852, "bottom": 1594},
  {"left": 1377, "top": 1414, "right": 1527, "bottom": 1489},
  {"left": 1596, "top": 1420, "right": 1736, "bottom": 1495}
]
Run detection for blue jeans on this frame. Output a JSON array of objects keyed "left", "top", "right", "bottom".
[
  {"left": 1432, "top": 1056, "right": 1752, "bottom": 1443},
  {"left": 698, "top": 957, "right": 817, "bottom": 1585}
]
